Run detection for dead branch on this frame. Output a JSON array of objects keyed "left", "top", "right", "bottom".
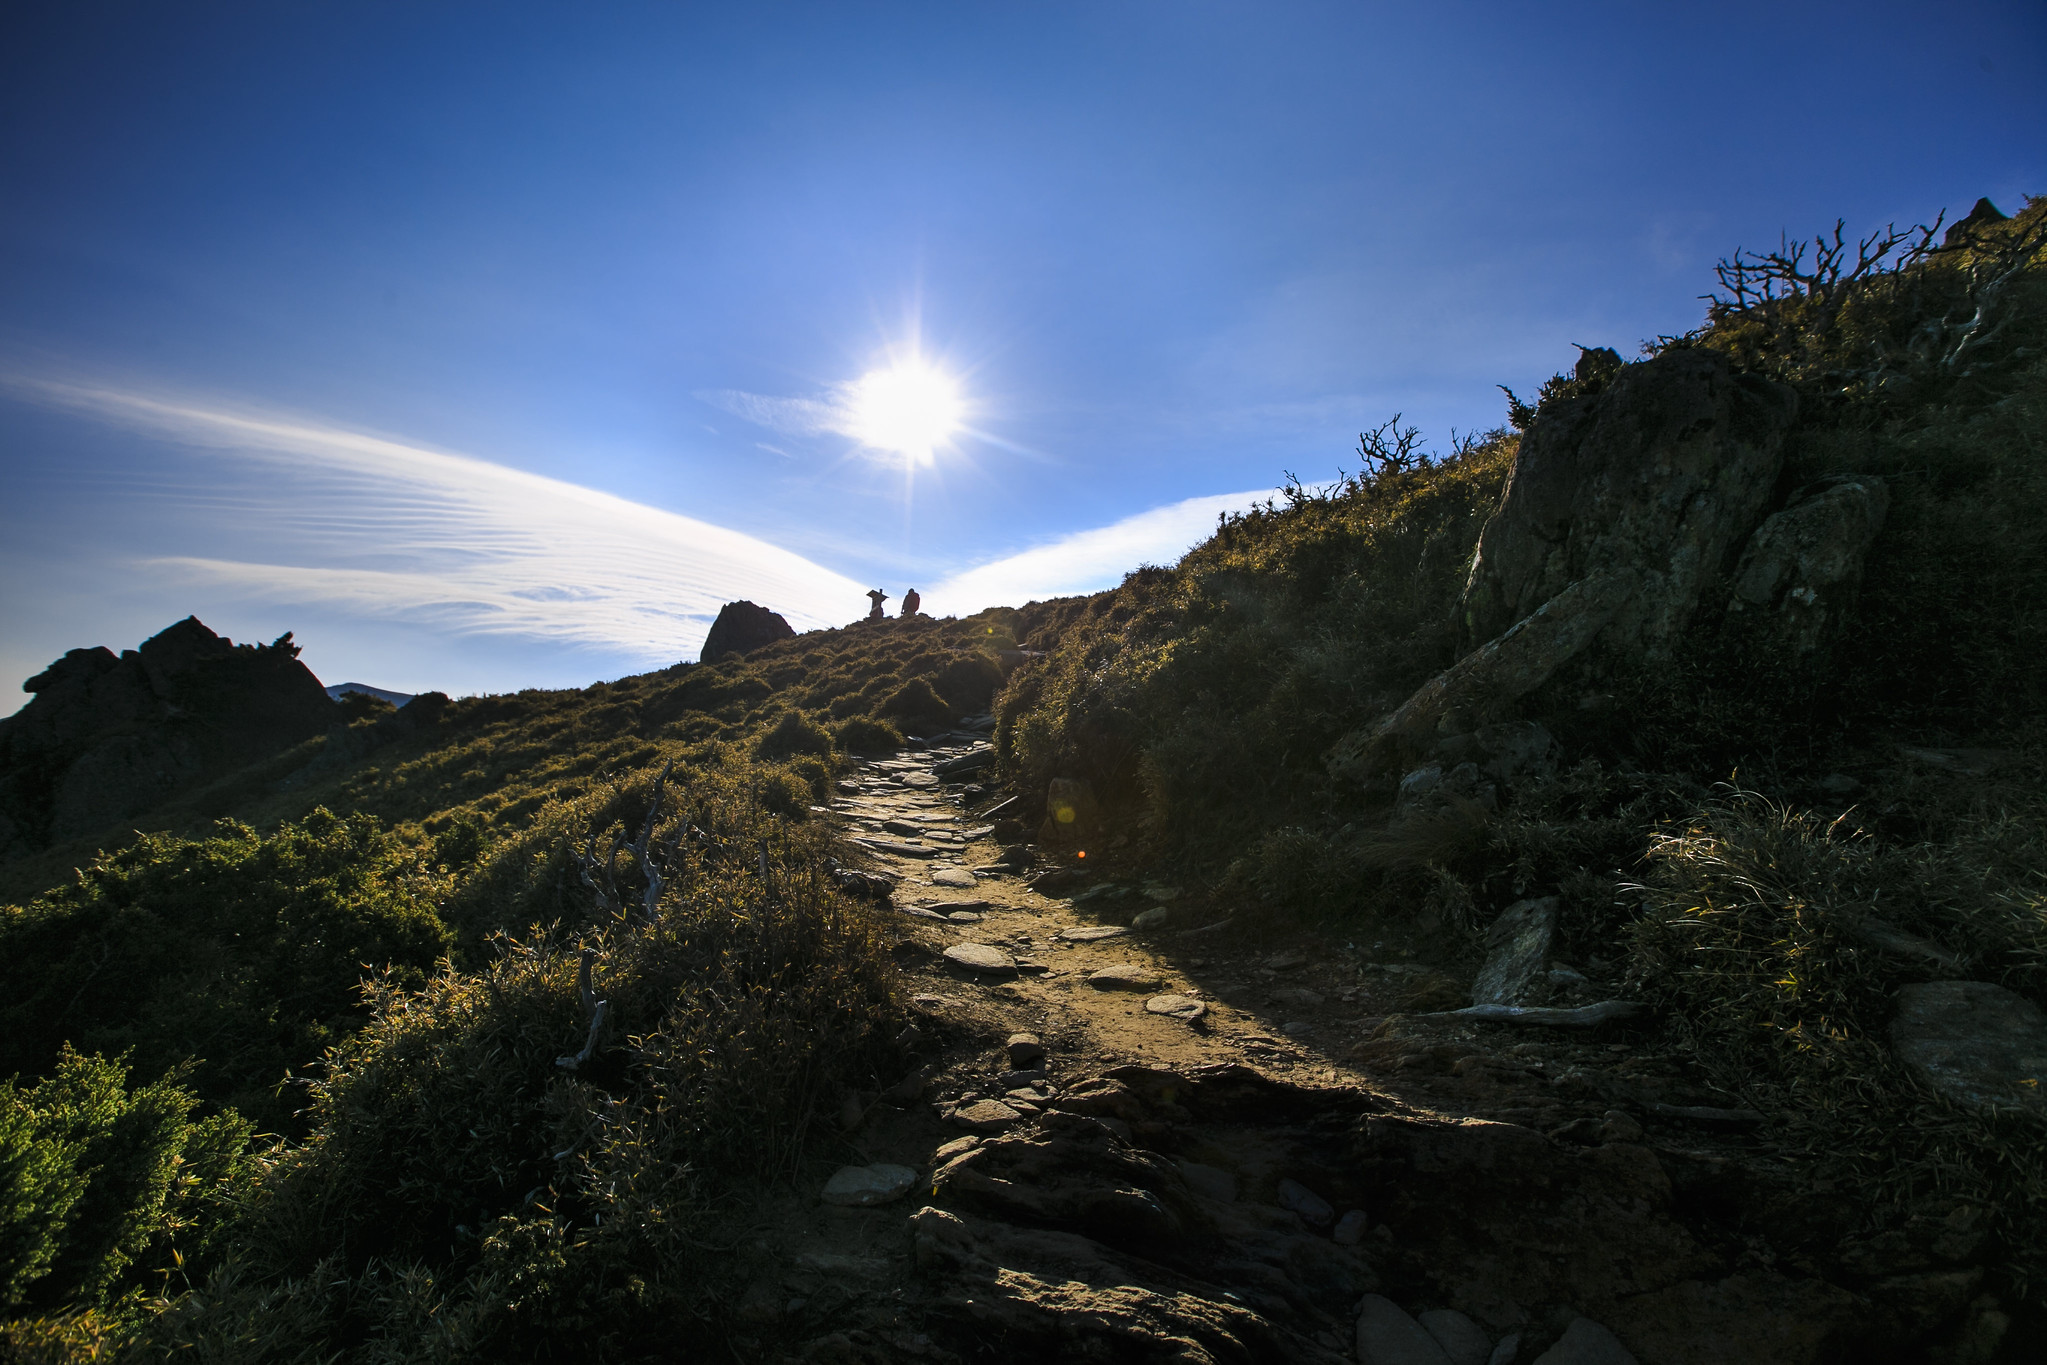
[
  {"left": 555, "top": 946, "right": 608, "bottom": 1070},
  {"left": 1357, "top": 413, "right": 1428, "bottom": 478}
]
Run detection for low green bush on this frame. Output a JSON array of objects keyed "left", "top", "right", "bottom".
[
  {"left": 0, "top": 811, "right": 454, "bottom": 1128},
  {"left": 0, "top": 1049, "right": 251, "bottom": 1313},
  {"left": 752, "top": 710, "right": 834, "bottom": 762},
  {"left": 831, "top": 714, "right": 903, "bottom": 753},
  {"left": 136, "top": 752, "right": 903, "bottom": 1359}
]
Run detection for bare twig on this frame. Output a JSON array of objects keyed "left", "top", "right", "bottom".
[
  {"left": 555, "top": 946, "right": 608, "bottom": 1069},
  {"left": 1357, "top": 413, "right": 1428, "bottom": 478}
]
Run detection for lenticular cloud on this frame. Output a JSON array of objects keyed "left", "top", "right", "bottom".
[{"left": 15, "top": 378, "right": 864, "bottom": 662}]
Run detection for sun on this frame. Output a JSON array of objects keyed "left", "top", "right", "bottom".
[{"left": 846, "top": 359, "right": 964, "bottom": 467}]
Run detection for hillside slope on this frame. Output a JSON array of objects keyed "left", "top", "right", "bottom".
[{"left": 1, "top": 198, "right": 2043, "bottom": 1362}]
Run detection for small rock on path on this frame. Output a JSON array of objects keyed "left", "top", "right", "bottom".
[
  {"left": 1058, "top": 924, "right": 1129, "bottom": 942},
  {"left": 944, "top": 943, "right": 1016, "bottom": 974},
  {"left": 1088, "top": 964, "right": 1162, "bottom": 991},
  {"left": 820, "top": 1163, "right": 919, "bottom": 1207}
]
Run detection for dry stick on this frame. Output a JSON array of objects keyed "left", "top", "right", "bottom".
[
  {"left": 625, "top": 760, "right": 677, "bottom": 922},
  {"left": 1425, "top": 1000, "right": 1647, "bottom": 1029},
  {"left": 555, "top": 946, "right": 608, "bottom": 1070}
]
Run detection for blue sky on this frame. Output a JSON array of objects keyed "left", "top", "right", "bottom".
[{"left": 2, "top": 2, "right": 2040, "bottom": 710}]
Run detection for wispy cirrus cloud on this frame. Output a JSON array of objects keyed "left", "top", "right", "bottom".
[
  {"left": 924, "top": 487, "right": 1277, "bottom": 615},
  {"left": 7, "top": 376, "right": 865, "bottom": 662},
  {"left": 696, "top": 387, "right": 854, "bottom": 439}
]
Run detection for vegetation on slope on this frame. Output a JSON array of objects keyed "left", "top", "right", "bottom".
[{"left": 0, "top": 199, "right": 2041, "bottom": 1357}]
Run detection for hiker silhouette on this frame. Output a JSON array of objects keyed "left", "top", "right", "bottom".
[
  {"left": 901, "top": 589, "right": 921, "bottom": 617},
  {"left": 865, "top": 589, "right": 889, "bottom": 621}
]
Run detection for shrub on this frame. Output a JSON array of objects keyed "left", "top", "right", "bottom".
[
  {"left": 144, "top": 752, "right": 903, "bottom": 1359},
  {"left": 752, "top": 711, "right": 834, "bottom": 762},
  {"left": 0, "top": 811, "right": 454, "bottom": 1126},
  {"left": 831, "top": 715, "right": 903, "bottom": 753},
  {"left": 1624, "top": 790, "right": 2047, "bottom": 1266},
  {"left": 877, "top": 677, "right": 952, "bottom": 731},
  {"left": 930, "top": 652, "right": 1004, "bottom": 714},
  {"left": 0, "top": 1049, "right": 251, "bottom": 1312}
]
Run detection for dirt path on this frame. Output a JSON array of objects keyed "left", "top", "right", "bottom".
[{"left": 718, "top": 740, "right": 1909, "bottom": 1365}]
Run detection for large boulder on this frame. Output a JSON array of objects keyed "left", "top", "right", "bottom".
[
  {"left": 0, "top": 617, "right": 336, "bottom": 859},
  {"left": 1891, "top": 981, "right": 2047, "bottom": 1122},
  {"left": 1331, "top": 349, "right": 1799, "bottom": 780},
  {"left": 1462, "top": 348, "right": 1799, "bottom": 651},
  {"left": 698, "top": 600, "right": 795, "bottom": 663},
  {"left": 1726, "top": 476, "right": 1889, "bottom": 655}
]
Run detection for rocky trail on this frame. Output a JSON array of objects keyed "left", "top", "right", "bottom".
[{"left": 721, "top": 736, "right": 2008, "bottom": 1365}]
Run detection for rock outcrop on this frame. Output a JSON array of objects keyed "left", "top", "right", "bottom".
[
  {"left": 1327, "top": 348, "right": 1888, "bottom": 782},
  {"left": 699, "top": 600, "right": 795, "bottom": 663},
  {"left": 0, "top": 617, "right": 335, "bottom": 861},
  {"left": 1726, "top": 476, "right": 1889, "bottom": 655}
]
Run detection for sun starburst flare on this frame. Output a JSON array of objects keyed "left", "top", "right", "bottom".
[{"left": 846, "top": 360, "right": 964, "bottom": 467}]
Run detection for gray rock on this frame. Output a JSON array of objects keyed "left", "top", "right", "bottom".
[
  {"left": 944, "top": 943, "right": 1016, "bottom": 974},
  {"left": 1330, "top": 573, "right": 1634, "bottom": 781},
  {"left": 1464, "top": 348, "right": 1797, "bottom": 654},
  {"left": 1006, "top": 1033, "right": 1046, "bottom": 1068},
  {"left": 1728, "top": 476, "right": 1889, "bottom": 653},
  {"left": 1176, "top": 1160, "right": 1237, "bottom": 1202},
  {"left": 699, "top": 599, "right": 795, "bottom": 662},
  {"left": 930, "top": 867, "right": 978, "bottom": 888},
  {"left": 1277, "top": 1177, "right": 1334, "bottom": 1227},
  {"left": 1145, "top": 994, "right": 1207, "bottom": 1022},
  {"left": 1057, "top": 924, "right": 1129, "bottom": 942},
  {"left": 1332, "top": 1208, "right": 1370, "bottom": 1245},
  {"left": 949, "top": 1099, "right": 1023, "bottom": 1132},
  {"left": 1531, "top": 1318, "right": 1636, "bottom": 1364},
  {"left": 1131, "top": 906, "right": 1172, "bottom": 930},
  {"left": 1087, "top": 964, "right": 1162, "bottom": 991},
  {"left": 1487, "top": 1335, "right": 1522, "bottom": 1365},
  {"left": 1330, "top": 349, "right": 1797, "bottom": 780},
  {"left": 1419, "top": 1309, "right": 1494, "bottom": 1365},
  {"left": 1472, "top": 897, "right": 1558, "bottom": 1006},
  {"left": 1356, "top": 1294, "right": 1454, "bottom": 1365},
  {"left": 819, "top": 1163, "right": 919, "bottom": 1207},
  {"left": 1891, "top": 981, "right": 2047, "bottom": 1121}
]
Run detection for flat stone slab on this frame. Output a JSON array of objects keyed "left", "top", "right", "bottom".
[
  {"left": 1145, "top": 994, "right": 1207, "bottom": 1022},
  {"left": 943, "top": 943, "right": 1016, "bottom": 974},
  {"left": 930, "top": 868, "right": 978, "bottom": 888},
  {"left": 950, "top": 1099, "right": 1023, "bottom": 1132},
  {"left": 855, "top": 838, "right": 936, "bottom": 859},
  {"left": 901, "top": 772, "right": 939, "bottom": 788},
  {"left": 1088, "top": 964, "right": 1162, "bottom": 991},
  {"left": 1892, "top": 980, "right": 2047, "bottom": 1120},
  {"left": 819, "top": 1163, "right": 920, "bottom": 1207},
  {"left": 1058, "top": 925, "right": 1129, "bottom": 942}
]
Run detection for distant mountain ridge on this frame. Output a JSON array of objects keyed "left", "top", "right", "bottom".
[{"left": 325, "top": 682, "right": 415, "bottom": 707}]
